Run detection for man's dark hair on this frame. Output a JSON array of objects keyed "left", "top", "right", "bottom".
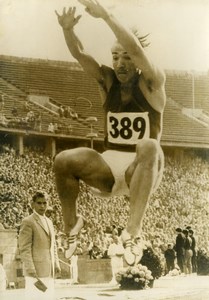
[
  {"left": 32, "top": 191, "right": 45, "bottom": 202},
  {"left": 183, "top": 229, "right": 188, "bottom": 236}
]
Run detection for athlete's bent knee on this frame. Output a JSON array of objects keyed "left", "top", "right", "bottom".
[
  {"left": 54, "top": 150, "right": 74, "bottom": 174},
  {"left": 136, "top": 138, "right": 160, "bottom": 158},
  {"left": 54, "top": 151, "right": 64, "bottom": 171}
]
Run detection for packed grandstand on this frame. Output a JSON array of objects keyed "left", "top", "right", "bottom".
[{"left": 0, "top": 55, "right": 209, "bottom": 263}]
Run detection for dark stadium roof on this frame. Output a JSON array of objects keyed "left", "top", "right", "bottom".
[{"left": 0, "top": 55, "right": 209, "bottom": 148}]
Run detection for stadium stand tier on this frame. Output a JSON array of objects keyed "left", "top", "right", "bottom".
[{"left": 0, "top": 55, "right": 209, "bottom": 148}]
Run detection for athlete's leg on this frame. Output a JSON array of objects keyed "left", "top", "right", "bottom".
[
  {"left": 122, "top": 139, "right": 164, "bottom": 264},
  {"left": 54, "top": 147, "right": 115, "bottom": 258},
  {"left": 54, "top": 147, "right": 114, "bottom": 235},
  {"left": 125, "top": 139, "right": 164, "bottom": 236}
]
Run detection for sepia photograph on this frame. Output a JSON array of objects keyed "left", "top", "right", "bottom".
[{"left": 0, "top": 0, "right": 209, "bottom": 299}]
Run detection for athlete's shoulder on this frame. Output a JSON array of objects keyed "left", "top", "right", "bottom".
[
  {"left": 100, "top": 65, "right": 114, "bottom": 76},
  {"left": 98, "top": 65, "right": 115, "bottom": 91}
]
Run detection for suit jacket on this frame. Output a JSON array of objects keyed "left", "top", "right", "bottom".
[
  {"left": 18, "top": 212, "right": 60, "bottom": 278},
  {"left": 175, "top": 233, "right": 185, "bottom": 255}
]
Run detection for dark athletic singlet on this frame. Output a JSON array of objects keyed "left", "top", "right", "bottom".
[{"left": 101, "top": 66, "right": 162, "bottom": 152}]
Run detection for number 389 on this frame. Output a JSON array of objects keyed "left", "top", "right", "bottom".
[{"left": 109, "top": 116, "right": 146, "bottom": 140}]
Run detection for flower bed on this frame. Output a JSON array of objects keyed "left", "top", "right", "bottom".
[
  {"left": 197, "top": 249, "right": 209, "bottom": 275},
  {"left": 116, "top": 264, "right": 153, "bottom": 290},
  {"left": 115, "top": 246, "right": 163, "bottom": 290},
  {"left": 140, "top": 247, "right": 163, "bottom": 280}
]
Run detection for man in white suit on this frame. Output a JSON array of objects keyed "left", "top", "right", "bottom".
[
  {"left": 107, "top": 235, "right": 124, "bottom": 284},
  {"left": 18, "top": 191, "right": 61, "bottom": 300}
]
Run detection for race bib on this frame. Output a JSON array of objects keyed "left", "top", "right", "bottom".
[{"left": 107, "top": 112, "right": 150, "bottom": 145}]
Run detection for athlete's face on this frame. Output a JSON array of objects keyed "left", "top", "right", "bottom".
[{"left": 111, "top": 42, "right": 137, "bottom": 83}]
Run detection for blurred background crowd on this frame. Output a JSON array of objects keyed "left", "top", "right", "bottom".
[{"left": 0, "top": 145, "right": 208, "bottom": 272}]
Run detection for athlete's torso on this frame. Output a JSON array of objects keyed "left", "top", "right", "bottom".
[{"left": 101, "top": 67, "right": 162, "bottom": 151}]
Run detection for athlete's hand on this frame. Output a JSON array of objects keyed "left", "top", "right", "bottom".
[
  {"left": 55, "top": 7, "right": 81, "bottom": 30},
  {"left": 78, "top": 0, "right": 108, "bottom": 20}
]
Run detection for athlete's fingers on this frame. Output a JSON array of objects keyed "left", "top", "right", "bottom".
[
  {"left": 63, "top": 7, "right": 66, "bottom": 15},
  {"left": 55, "top": 10, "right": 60, "bottom": 18},
  {"left": 72, "top": 7, "right": 76, "bottom": 15},
  {"left": 74, "top": 15, "right": 82, "bottom": 24},
  {"left": 66, "top": 7, "right": 71, "bottom": 14}
]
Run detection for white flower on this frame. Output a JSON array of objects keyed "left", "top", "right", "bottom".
[
  {"left": 131, "top": 267, "right": 140, "bottom": 275},
  {"left": 139, "top": 271, "right": 145, "bottom": 278},
  {"left": 145, "top": 270, "right": 152, "bottom": 276},
  {"left": 115, "top": 274, "right": 122, "bottom": 282},
  {"left": 146, "top": 274, "right": 153, "bottom": 281},
  {"left": 139, "top": 265, "right": 148, "bottom": 272}
]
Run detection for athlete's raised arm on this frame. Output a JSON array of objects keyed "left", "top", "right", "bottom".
[{"left": 55, "top": 7, "right": 104, "bottom": 83}]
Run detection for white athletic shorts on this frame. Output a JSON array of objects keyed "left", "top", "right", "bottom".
[{"left": 100, "top": 150, "right": 136, "bottom": 197}]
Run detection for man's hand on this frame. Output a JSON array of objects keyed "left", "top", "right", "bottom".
[
  {"left": 78, "top": 0, "right": 108, "bottom": 20},
  {"left": 28, "top": 270, "right": 37, "bottom": 278},
  {"left": 55, "top": 7, "right": 81, "bottom": 30},
  {"left": 55, "top": 266, "right": 61, "bottom": 278},
  {"left": 55, "top": 265, "right": 61, "bottom": 274}
]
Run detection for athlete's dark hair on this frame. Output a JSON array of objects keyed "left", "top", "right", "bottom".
[{"left": 131, "top": 28, "right": 150, "bottom": 48}]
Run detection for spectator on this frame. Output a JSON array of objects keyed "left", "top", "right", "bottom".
[
  {"left": 164, "top": 243, "right": 175, "bottom": 275},
  {"left": 189, "top": 229, "right": 197, "bottom": 273},
  {"left": 54, "top": 123, "right": 59, "bottom": 133},
  {"left": 11, "top": 106, "right": 18, "bottom": 117},
  {"left": 174, "top": 228, "right": 185, "bottom": 273},
  {"left": 183, "top": 229, "right": 193, "bottom": 275},
  {"left": 89, "top": 241, "right": 103, "bottom": 260},
  {"left": 45, "top": 206, "right": 54, "bottom": 218},
  {"left": 48, "top": 123, "right": 55, "bottom": 133},
  {"left": 0, "top": 94, "right": 5, "bottom": 111},
  {"left": 35, "top": 114, "right": 42, "bottom": 132},
  {"left": 58, "top": 105, "right": 64, "bottom": 117},
  {"left": 0, "top": 113, "right": 8, "bottom": 127},
  {"left": 0, "top": 263, "right": 7, "bottom": 291},
  {"left": 18, "top": 190, "right": 61, "bottom": 300},
  {"left": 67, "top": 106, "right": 78, "bottom": 119},
  {"left": 24, "top": 99, "right": 31, "bottom": 112},
  {"left": 69, "top": 250, "right": 79, "bottom": 284},
  {"left": 26, "top": 111, "right": 35, "bottom": 125},
  {"left": 0, "top": 218, "right": 5, "bottom": 230},
  {"left": 107, "top": 235, "right": 124, "bottom": 284}
]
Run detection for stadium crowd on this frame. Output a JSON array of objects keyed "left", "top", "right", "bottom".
[{"left": 0, "top": 145, "right": 208, "bottom": 269}]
